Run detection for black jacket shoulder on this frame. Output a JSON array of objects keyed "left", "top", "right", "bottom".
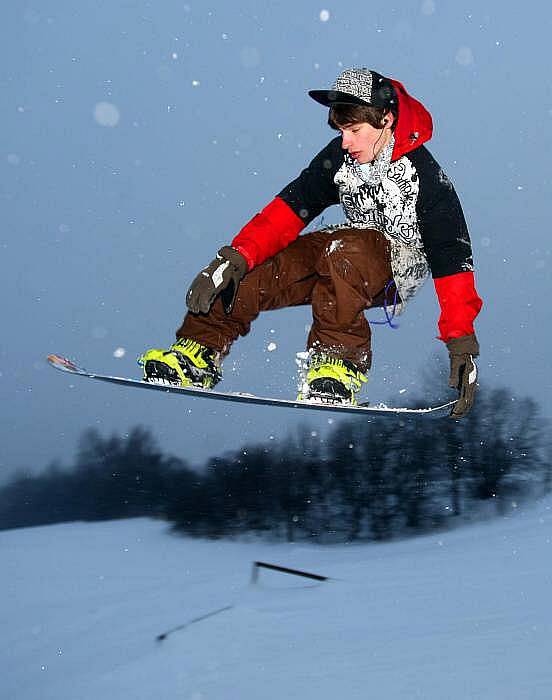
[
  {"left": 277, "top": 137, "right": 343, "bottom": 224},
  {"left": 406, "top": 146, "right": 474, "bottom": 278}
]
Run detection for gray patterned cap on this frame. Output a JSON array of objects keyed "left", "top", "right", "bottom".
[{"left": 309, "top": 68, "right": 396, "bottom": 109}]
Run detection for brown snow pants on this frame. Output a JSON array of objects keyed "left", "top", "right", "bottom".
[{"left": 177, "top": 227, "right": 394, "bottom": 372}]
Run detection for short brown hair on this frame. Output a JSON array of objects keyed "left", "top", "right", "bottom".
[{"left": 328, "top": 103, "right": 397, "bottom": 130}]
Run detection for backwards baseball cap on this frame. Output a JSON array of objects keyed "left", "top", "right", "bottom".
[{"left": 309, "top": 68, "right": 397, "bottom": 110}]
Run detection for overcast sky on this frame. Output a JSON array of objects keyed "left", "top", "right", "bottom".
[{"left": 3, "top": 0, "right": 551, "bottom": 480}]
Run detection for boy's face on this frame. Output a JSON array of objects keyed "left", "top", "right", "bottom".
[{"left": 338, "top": 120, "right": 392, "bottom": 164}]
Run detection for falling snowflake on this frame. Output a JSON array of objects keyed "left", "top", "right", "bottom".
[
  {"left": 455, "top": 47, "right": 474, "bottom": 66},
  {"left": 421, "top": 0, "right": 435, "bottom": 16},
  {"left": 94, "top": 102, "right": 120, "bottom": 127},
  {"left": 319, "top": 9, "right": 330, "bottom": 22}
]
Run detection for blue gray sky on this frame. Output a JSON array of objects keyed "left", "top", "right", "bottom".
[{"left": 3, "top": 0, "right": 551, "bottom": 479}]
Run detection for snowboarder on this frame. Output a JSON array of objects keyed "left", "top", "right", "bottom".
[{"left": 139, "top": 68, "right": 482, "bottom": 417}]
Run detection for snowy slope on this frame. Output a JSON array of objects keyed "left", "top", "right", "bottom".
[{"left": 3, "top": 499, "right": 552, "bottom": 700}]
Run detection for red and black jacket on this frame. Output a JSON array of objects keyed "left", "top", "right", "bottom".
[{"left": 231, "top": 79, "right": 482, "bottom": 343}]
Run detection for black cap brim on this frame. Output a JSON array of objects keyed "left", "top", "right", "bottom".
[{"left": 308, "top": 90, "right": 372, "bottom": 107}]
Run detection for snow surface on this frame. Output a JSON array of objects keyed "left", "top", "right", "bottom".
[{"left": 3, "top": 499, "right": 552, "bottom": 699}]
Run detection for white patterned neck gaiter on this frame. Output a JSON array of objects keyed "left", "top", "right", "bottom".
[{"left": 355, "top": 135, "right": 395, "bottom": 186}]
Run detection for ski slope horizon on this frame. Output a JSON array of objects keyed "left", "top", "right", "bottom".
[{"left": 4, "top": 496, "right": 552, "bottom": 699}]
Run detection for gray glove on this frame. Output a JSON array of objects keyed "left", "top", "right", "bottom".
[
  {"left": 186, "top": 246, "right": 248, "bottom": 315},
  {"left": 447, "top": 333, "right": 479, "bottom": 419}
]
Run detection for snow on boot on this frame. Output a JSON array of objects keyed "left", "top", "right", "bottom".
[{"left": 138, "top": 338, "right": 222, "bottom": 388}]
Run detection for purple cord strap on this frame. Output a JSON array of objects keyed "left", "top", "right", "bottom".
[{"left": 369, "top": 279, "right": 399, "bottom": 329}]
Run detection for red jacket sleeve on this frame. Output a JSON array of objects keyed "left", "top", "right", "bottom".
[
  {"left": 434, "top": 271, "right": 483, "bottom": 342},
  {"left": 231, "top": 196, "right": 305, "bottom": 270}
]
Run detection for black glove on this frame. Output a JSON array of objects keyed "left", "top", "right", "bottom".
[
  {"left": 447, "top": 333, "right": 479, "bottom": 419},
  {"left": 186, "top": 246, "right": 248, "bottom": 315}
]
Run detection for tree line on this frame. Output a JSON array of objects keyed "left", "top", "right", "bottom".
[{"left": 1, "top": 384, "right": 550, "bottom": 542}]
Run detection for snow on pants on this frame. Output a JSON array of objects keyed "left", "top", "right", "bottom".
[{"left": 177, "top": 227, "right": 394, "bottom": 372}]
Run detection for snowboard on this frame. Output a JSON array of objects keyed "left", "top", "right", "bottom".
[{"left": 47, "top": 354, "right": 456, "bottom": 418}]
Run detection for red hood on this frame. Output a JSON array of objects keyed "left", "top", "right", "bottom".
[{"left": 389, "top": 78, "right": 433, "bottom": 160}]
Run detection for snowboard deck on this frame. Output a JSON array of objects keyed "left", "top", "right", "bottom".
[{"left": 47, "top": 354, "right": 455, "bottom": 418}]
